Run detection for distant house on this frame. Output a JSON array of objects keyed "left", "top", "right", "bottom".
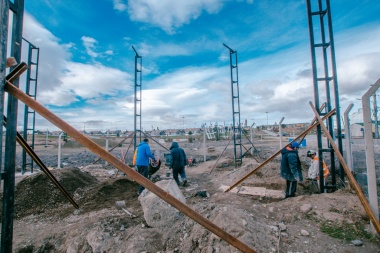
[
  {"left": 90, "top": 130, "right": 104, "bottom": 136},
  {"left": 350, "top": 123, "right": 364, "bottom": 138}
]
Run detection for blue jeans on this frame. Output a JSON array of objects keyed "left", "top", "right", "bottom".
[
  {"left": 137, "top": 165, "right": 148, "bottom": 194},
  {"left": 172, "top": 166, "right": 186, "bottom": 185}
]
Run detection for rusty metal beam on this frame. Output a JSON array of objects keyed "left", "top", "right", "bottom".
[
  {"left": 93, "top": 131, "right": 134, "bottom": 164},
  {"left": 5, "top": 79, "right": 257, "bottom": 253},
  {"left": 139, "top": 130, "right": 170, "bottom": 152},
  {"left": 3, "top": 116, "right": 79, "bottom": 208},
  {"left": 225, "top": 109, "right": 336, "bottom": 192},
  {"left": 208, "top": 134, "right": 233, "bottom": 174},
  {"left": 309, "top": 102, "right": 380, "bottom": 235}
]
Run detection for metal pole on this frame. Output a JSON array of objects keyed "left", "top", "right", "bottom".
[
  {"left": 58, "top": 132, "right": 63, "bottom": 169},
  {"left": 250, "top": 122, "right": 255, "bottom": 155},
  {"left": 105, "top": 131, "right": 109, "bottom": 166},
  {"left": 279, "top": 117, "right": 285, "bottom": 149},
  {"left": 203, "top": 125, "right": 206, "bottom": 163},
  {"left": 45, "top": 128, "right": 48, "bottom": 147},
  {"left": 343, "top": 103, "right": 354, "bottom": 172}
]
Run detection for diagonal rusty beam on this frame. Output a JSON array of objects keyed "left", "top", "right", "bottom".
[
  {"left": 6, "top": 62, "right": 28, "bottom": 83},
  {"left": 5, "top": 79, "right": 257, "bottom": 253},
  {"left": 4, "top": 63, "right": 78, "bottom": 208},
  {"left": 208, "top": 134, "right": 233, "bottom": 174},
  {"left": 225, "top": 109, "right": 336, "bottom": 192},
  {"left": 309, "top": 102, "right": 380, "bottom": 235},
  {"left": 93, "top": 131, "right": 134, "bottom": 164},
  {"left": 3, "top": 116, "right": 79, "bottom": 209},
  {"left": 139, "top": 130, "right": 170, "bottom": 152}
]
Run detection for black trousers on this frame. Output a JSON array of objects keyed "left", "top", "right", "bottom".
[
  {"left": 286, "top": 180, "right": 297, "bottom": 197},
  {"left": 137, "top": 165, "right": 148, "bottom": 194}
]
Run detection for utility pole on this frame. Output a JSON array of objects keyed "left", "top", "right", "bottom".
[
  {"left": 373, "top": 92, "right": 379, "bottom": 138},
  {"left": 182, "top": 116, "right": 185, "bottom": 135}
]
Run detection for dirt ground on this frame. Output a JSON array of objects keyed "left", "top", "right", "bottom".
[{"left": 2, "top": 134, "right": 380, "bottom": 253}]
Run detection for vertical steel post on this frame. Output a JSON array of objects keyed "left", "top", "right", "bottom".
[
  {"left": 306, "top": 0, "right": 343, "bottom": 192},
  {"left": 1, "top": 1, "right": 25, "bottom": 252},
  {"left": 0, "top": 0, "right": 10, "bottom": 183},
  {"left": 58, "top": 132, "right": 64, "bottom": 169},
  {"left": 132, "top": 46, "right": 142, "bottom": 151},
  {"left": 21, "top": 38, "right": 39, "bottom": 174},
  {"left": 223, "top": 43, "right": 242, "bottom": 166}
]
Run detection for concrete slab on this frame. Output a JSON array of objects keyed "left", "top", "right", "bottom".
[{"left": 220, "top": 185, "right": 285, "bottom": 199}]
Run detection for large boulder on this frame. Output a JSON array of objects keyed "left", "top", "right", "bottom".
[{"left": 138, "top": 179, "right": 186, "bottom": 228}]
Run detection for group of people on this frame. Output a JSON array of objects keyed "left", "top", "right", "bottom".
[
  {"left": 280, "top": 142, "right": 330, "bottom": 198},
  {"left": 134, "top": 138, "right": 188, "bottom": 195},
  {"left": 135, "top": 137, "right": 328, "bottom": 198}
]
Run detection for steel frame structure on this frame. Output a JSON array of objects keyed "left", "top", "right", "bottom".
[
  {"left": 0, "top": 1, "right": 25, "bottom": 252},
  {"left": 223, "top": 43, "right": 242, "bottom": 166},
  {"left": 21, "top": 37, "right": 40, "bottom": 174},
  {"left": 306, "top": 0, "right": 344, "bottom": 192},
  {"left": 132, "top": 46, "right": 142, "bottom": 151}
]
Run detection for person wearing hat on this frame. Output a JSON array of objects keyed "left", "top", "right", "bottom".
[
  {"left": 169, "top": 141, "right": 188, "bottom": 187},
  {"left": 136, "top": 138, "right": 156, "bottom": 195},
  {"left": 280, "top": 142, "right": 303, "bottom": 198},
  {"left": 306, "top": 149, "right": 330, "bottom": 181}
]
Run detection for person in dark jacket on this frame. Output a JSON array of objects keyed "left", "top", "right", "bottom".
[
  {"left": 280, "top": 142, "right": 303, "bottom": 198},
  {"left": 169, "top": 141, "right": 188, "bottom": 186},
  {"left": 136, "top": 138, "right": 156, "bottom": 195}
]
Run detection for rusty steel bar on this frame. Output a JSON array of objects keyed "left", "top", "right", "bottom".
[
  {"left": 208, "top": 134, "right": 233, "bottom": 174},
  {"left": 298, "top": 103, "right": 326, "bottom": 144},
  {"left": 93, "top": 131, "right": 134, "bottom": 164},
  {"left": 5, "top": 80, "right": 256, "bottom": 253},
  {"left": 309, "top": 102, "right": 380, "bottom": 235},
  {"left": 139, "top": 130, "right": 170, "bottom": 152},
  {"left": 115, "top": 132, "right": 135, "bottom": 177},
  {"left": 225, "top": 109, "right": 336, "bottom": 192},
  {"left": 3, "top": 116, "right": 79, "bottom": 208}
]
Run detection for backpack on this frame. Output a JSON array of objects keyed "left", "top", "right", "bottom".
[{"left": 133, "top": 148, "right": 138, "bottom": 165}]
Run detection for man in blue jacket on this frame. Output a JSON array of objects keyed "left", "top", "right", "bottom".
[
  {"left": 280, "top": 142, "right": 303, "bottom": 198},
  {"left": 136, "top": 138, "right": 156, "bottom": 195}
]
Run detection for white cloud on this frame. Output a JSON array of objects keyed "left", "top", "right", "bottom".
[
  {"left": 113, "top": 0, "right": 128, "bottom": 11},
  {"left": 81, "top": 36, "right": 99, "bottom": 58},
  {"left": 127, "top": 0, "right": 223, "bottom": 33}
]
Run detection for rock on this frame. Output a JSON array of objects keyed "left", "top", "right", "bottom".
[
  {"left": 196, "top": 190, "right": 210, "bottom": 198},
  {"left": 300, "top": 229, "right": 310, "bottom": 236},
  {"left": 278, "top": 223, "right": 287, "bottom": 231},
  {"left": 300, "top": 203, "right": 312, "bottom": 213},
  {"left": 268, "top": 206, "right": 274, "bottom": 212},
  {"left": 269, "top": 225, "right": 278, "bottom": 232},
  {"left": 351, "top": 239, "right": 363, "bottom": 246},
  {"left": 139, "top": 180, "right": 186, "bottom": 228}
]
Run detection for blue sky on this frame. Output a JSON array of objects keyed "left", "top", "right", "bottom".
[{"left": 16, "top": 0, "right": 380, "bottom": 131}]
